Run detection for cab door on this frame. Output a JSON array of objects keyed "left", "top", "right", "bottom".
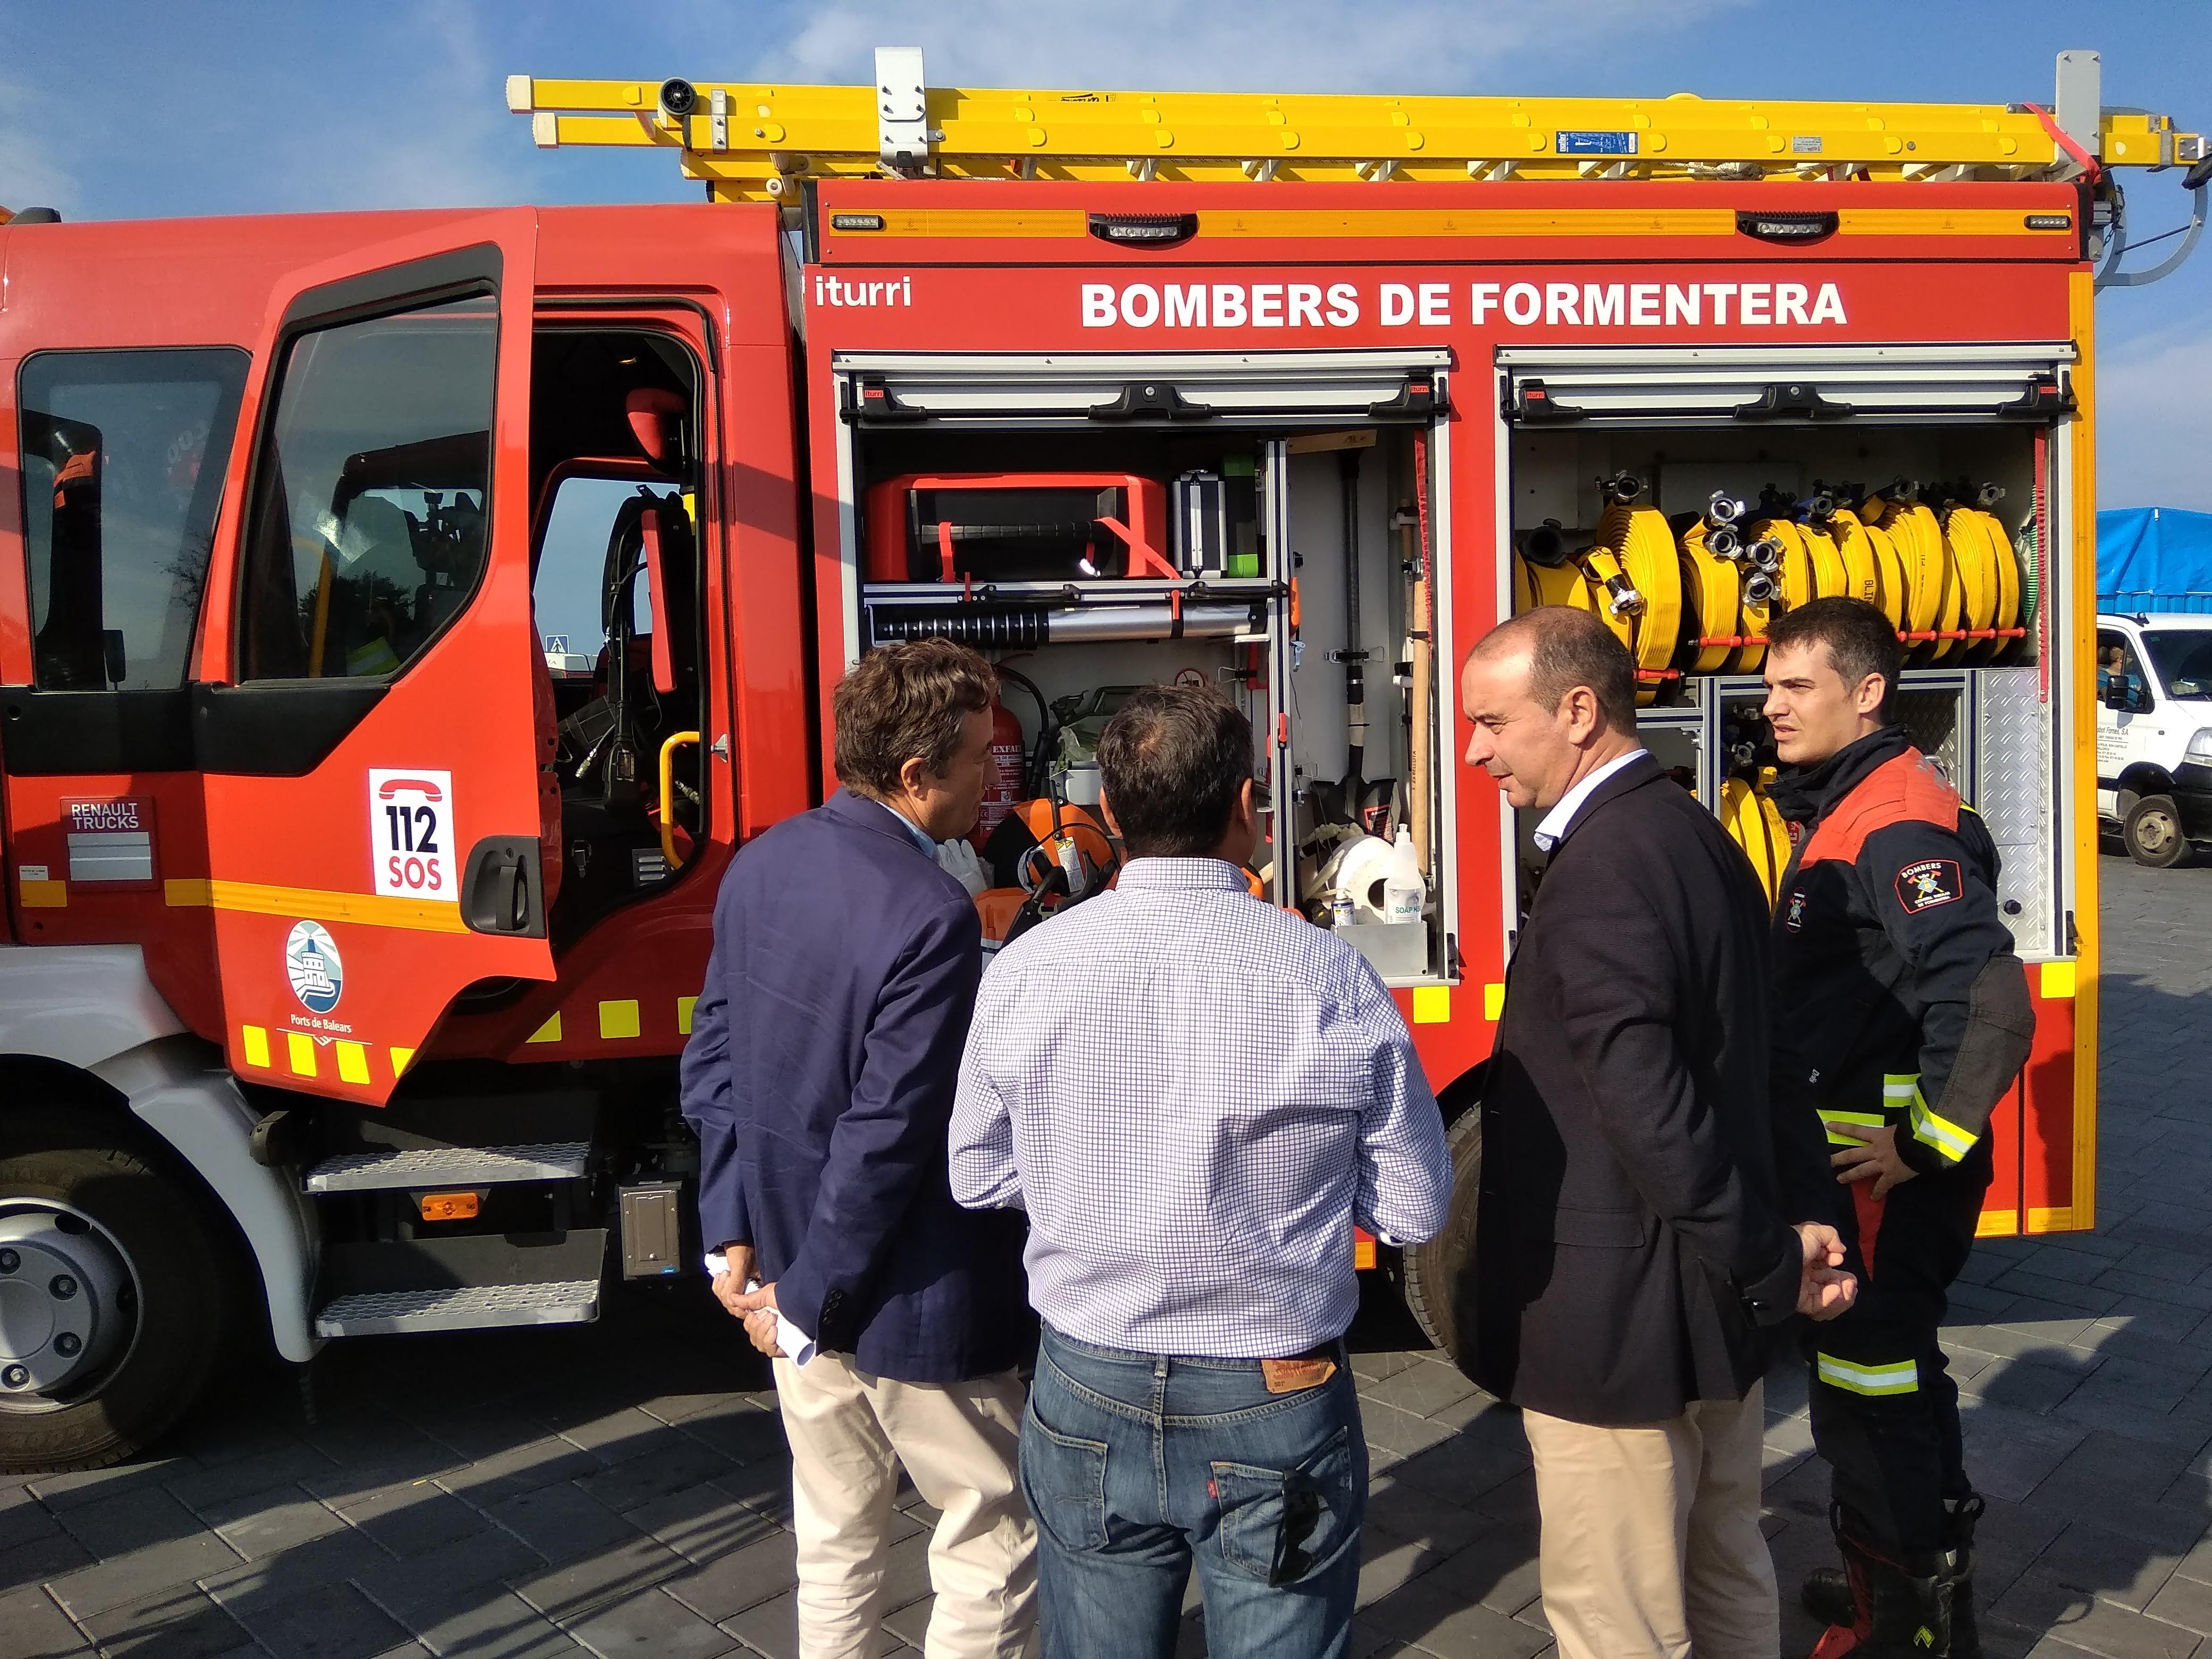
[
  {"left": 2095, "top": 625, "right": 2150, "bottom": 815},
  {"left": 186, "top": 214, "right": 554, "bottom": 1104}
]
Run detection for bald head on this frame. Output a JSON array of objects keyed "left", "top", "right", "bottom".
[{"left": 1469, "top": 606, "right": 1639, "bottom": 734}]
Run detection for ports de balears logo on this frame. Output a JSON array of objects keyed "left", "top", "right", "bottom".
[{"left": 286, "top": 921, "right": 345, "bottom": 1015}]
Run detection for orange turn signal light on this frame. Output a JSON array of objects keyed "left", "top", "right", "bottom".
[{"left": 418, "top": 1192, "right": 480, "bottom": 1222}]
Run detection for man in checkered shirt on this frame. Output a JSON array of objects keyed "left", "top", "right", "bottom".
[{"left": 950, "top": 684, "right": 1451, "bottom": 1659}]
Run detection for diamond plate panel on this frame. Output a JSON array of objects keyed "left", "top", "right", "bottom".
[
  {"left": 304, "top": 1141, "right": 591, "bottom": 1193},
  {"left": 1973, "top": 667, "right": 2056, "bottom": 957},
  {"left": 1895, "top": 689, "right": 1966, "bottom": 786},
  {"left": 313, "top": 1280, "right": 600, "bottom": 1337}
]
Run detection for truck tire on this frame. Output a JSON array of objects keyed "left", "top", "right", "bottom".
[
  {"left": 2124, "top": 794, "right": 2189, "bottom": 869},
  {"left": 0, "top": 1111, "right": 238, "bottom": 1472},
  {"left": 1400, "top": 1108, "right": 1481, "bottom": 1375}
]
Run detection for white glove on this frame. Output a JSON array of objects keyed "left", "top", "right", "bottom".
[{"left": 935, "top": 837, "right": 988, "bottom": 896}]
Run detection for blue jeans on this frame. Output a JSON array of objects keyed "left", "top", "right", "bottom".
[{"left": 1020, "top": 1325, "right": 1367, "bottom": 1659}]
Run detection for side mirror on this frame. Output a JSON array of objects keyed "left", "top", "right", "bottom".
[{"left": 2102, "top": 680, "right": 2132, "bottom": 711}]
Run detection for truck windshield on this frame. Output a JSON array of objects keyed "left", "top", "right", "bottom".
[{"left": 2142, "top": 631, "right": 2212, "bottom": 700}]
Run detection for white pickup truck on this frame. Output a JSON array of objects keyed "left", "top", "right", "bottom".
[{"left": 2097, "top": 612, "right": 2212, "bottom": 866}]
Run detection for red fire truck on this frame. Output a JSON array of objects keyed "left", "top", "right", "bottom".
[{"left": 0, "top": 51, "right": 2202, "bottom": 1469}]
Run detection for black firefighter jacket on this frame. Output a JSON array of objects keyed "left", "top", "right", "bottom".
[
  {"left": 1471, "top": 755, "right": 1837, "bottom": 1426},
  {"left": 1766, "top": 725, "right": 2036, "bottom": 1189}
]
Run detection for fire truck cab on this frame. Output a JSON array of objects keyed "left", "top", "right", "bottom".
[{"left": 0, "top": 52, "right": 2200, "bottom": 1468}]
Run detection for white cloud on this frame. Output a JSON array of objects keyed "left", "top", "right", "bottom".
[
  {"left": 741, "top": 0, "right": 1756, "bottom": 94},
  {"left": 0, "top": 72, "right": 79, "bottom": 215},
  {"left": 2098, "top": 322, "right": 2212, "bottom": 512}
]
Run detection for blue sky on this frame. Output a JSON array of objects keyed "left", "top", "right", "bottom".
[{"left": 6, "top": 0, "right": 2210, "bottom": 524}]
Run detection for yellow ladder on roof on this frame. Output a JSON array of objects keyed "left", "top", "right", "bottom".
[{"left": 509, "top": 48, "right": 2201, "bottom": 206}]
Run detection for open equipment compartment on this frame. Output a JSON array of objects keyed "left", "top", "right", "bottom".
[
  {"left": 1499, "top": 342, "right": 2074, "bottom": 960},
  {"left": 832, "top": 350, "right": 1457, "bottom": 984}
]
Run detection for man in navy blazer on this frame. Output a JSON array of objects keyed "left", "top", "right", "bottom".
[{"left": 681, "top": 638, "right": 1035, "bottom": 1659}]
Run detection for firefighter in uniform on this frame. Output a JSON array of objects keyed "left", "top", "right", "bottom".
[{"left": 1759, "top": 598, "right": 2035, "bottom": 1659}]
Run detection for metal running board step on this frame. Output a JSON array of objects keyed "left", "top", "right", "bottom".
[
  {"left": 314, "top": 1280, "right": 601, "bottom": 1337},
  {"left": 303, "top": 1141, "right": 591, "bottom": 1193}
]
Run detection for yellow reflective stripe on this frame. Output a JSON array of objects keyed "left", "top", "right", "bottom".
[
  {"left": 166, "top": 877, "right": 467, "bottom": 934},
  {"left": 676, "top": 996, "right": 697, "bottom": 1036},
  {"left": 850, "top": 207, "right": 2057, "bottom": 241},
  {"left": 1823, "top": 1109, "right": 1886, "bottom": 1146},
  {"left": 240, "top": 1026, "right": 272, "bottom": 1069},
  {"left": 335, "top": 1042, "right": 371, "bottom": 1086},
  {"left": 286, "top": 1032, "right": 318, "bottom": 1078},
  {"left": 1816, "top": 1353, "right": 1920, "bottom": 1396},
  {"left": 1908, "top": 1088, "right": 1978, "bottom": 1164},
  {"left": 1881, "top": 1072, "right": 1920, "bottom": 1102},
  {"left": 598, "top": 1000, "right": 641, "bottom": 1040}
]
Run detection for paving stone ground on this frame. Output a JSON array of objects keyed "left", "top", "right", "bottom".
[{"left": 5, "top": 849, "right": 2209, "bottom": 1659}]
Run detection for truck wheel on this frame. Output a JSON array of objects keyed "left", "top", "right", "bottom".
[
  {"left": 1400, "top": 1109, "right": 1481, "bottom": 1374},
  {"left": 2124, "top": 794, "right": 2189, "bottom": 869},
  {"left": 0, "top": 1112, "right": 237, "bottom": 1473}
]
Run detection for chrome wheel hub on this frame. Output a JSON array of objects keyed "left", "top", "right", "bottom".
[{"left": 0, "top": 1206, "right": 133, "bottom": 1404}]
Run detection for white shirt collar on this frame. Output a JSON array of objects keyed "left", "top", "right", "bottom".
[
  {"left": 848, "top": 789, "right": 940, "bottom": 857},
  {"left": 887, "top": 803, "right": 937, "bottom": 851},
  {"left": 1532, "top": 748, "right": 1649, "bottom": 853}
]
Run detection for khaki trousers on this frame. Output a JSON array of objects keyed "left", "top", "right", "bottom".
[
  {"left": 774, "top": 1353, "right": 1037, "bottom": 1659},
  {"left": 1521, "top": 1381, "right": 1778, "bottom": 1659}
]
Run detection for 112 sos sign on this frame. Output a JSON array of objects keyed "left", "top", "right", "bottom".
[{"left": 368, "top": 769, "right": 453, "bottom": 901}]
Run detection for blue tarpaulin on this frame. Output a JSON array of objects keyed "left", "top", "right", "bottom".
[{"left": 2099, "top": 507, "right": 2212, "bottom": 615}]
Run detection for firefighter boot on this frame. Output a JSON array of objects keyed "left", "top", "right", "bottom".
[
  {"left": 1802, "top": 1509, "right": 1980, "bottom": 1657},
  {"left": 1807, "top": 1522, "right": 1953, "bottom": 1658},
  {"left": 1799, "top": 1502, "right": 1863, "bottom": 1631},
  {"left": 1804, "top": 1495, "right": 1983, "bottom": 1646},
  {"left": 1941, "top": 1494, "right": 1984, "bottom": 1659},
  {"left": 1801, "top": 1563, "right": 1851, "bottom": 1629}
]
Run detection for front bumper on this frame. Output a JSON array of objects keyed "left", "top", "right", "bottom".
[{"left": 2173, "top": 763, "right": 2212, "bottom": 839}]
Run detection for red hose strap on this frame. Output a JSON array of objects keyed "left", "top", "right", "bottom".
[{"left": 2023, "top": 103, "right": 2103, "bottom": 182}]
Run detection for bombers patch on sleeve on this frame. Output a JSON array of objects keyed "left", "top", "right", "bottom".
[{"left": 1895, "top": 858, "right": 1963, "bottom": 912}]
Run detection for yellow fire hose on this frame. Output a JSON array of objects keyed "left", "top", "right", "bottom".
[
  {"left": 1593, "top": 499, "right": 1681, "bottom": 705},
  {"left": 1511, "top": 549, "right": 1595, "bottom": 615},
  {"left": 1721, "top": 773, "right": 1794, "bottom": 904},
  {"left": 1867, "top": 490, "right": 1952, "bottom": 662},
  {"left": 1677, "top": 520, "right": 1746, "bottom": 674},
  {"left": 1517, "top": 475, "right": 2027, "bottom": 691},
  {"left": 1943, "top": 505, "right": 2000, "bottom": 649},
  {"left": 1980, "top": 508, "right": 2023, "bottom": 664},
  {"left": 1829, "top": 505, "right": 1905, "bottom": 626},
  {"left": 1804, "top": 520, "right": 1851, "bottom": 602},
  {"left": 1747, "top": 515, "right": 1822, "bottom": 615}
]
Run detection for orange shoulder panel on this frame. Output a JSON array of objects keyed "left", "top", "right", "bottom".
[{"left": 1799, "top": 749, "right": 1959, "bottom": 868}]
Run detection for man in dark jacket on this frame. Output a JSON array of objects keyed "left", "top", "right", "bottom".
[
  {"left": 1461, "top": 606, "right": 1854, "bottom": 1659},
  {"left": 680, "top": 638, "right": 1035, "bottom": 1659},
  {"left": 1763, "top": 598, "right": 2035, "bottom": 1659}
]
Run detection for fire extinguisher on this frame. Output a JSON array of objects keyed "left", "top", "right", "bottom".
[{"left": 974, "top": 693, "right": 1027, "bottom": 845}]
